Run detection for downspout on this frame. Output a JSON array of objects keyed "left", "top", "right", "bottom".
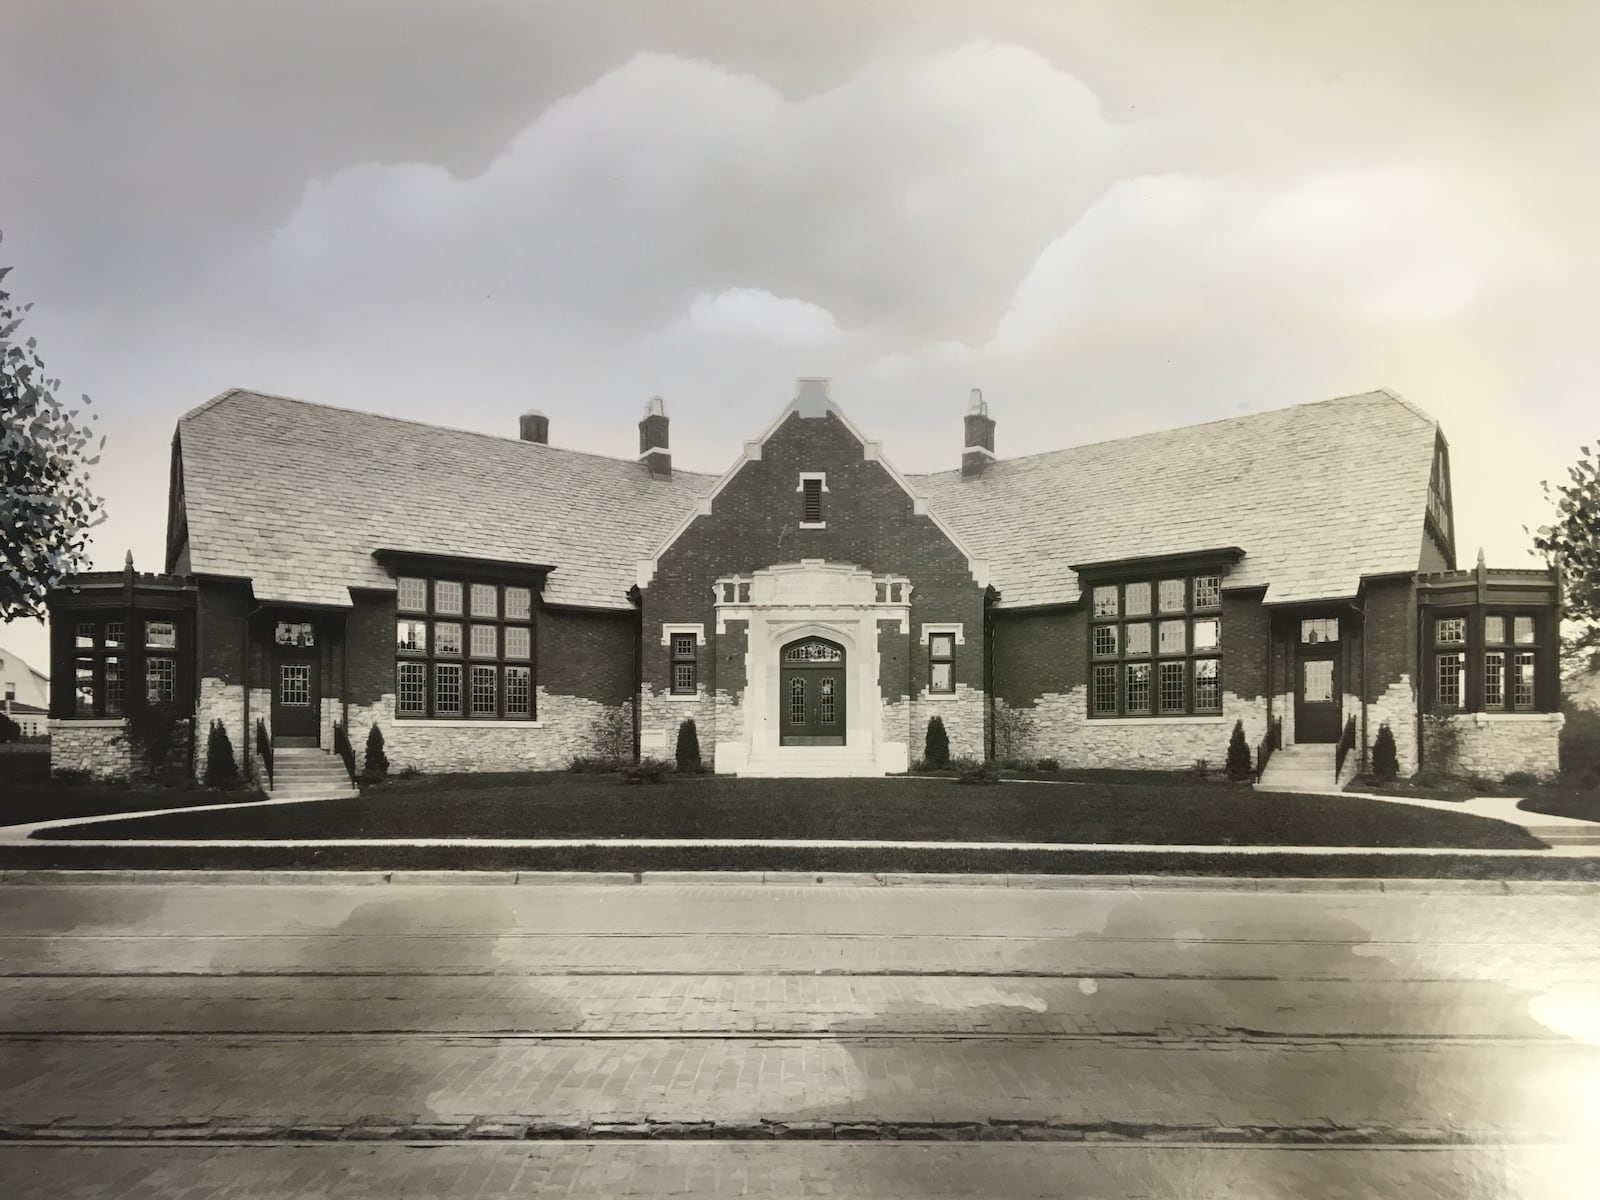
[
  {"left": 628, "top": 585, "right": 643, "bottom": 764},
  {"left": 1358, "top": 597, "right": 1369, "bottom": 773},
  {"left": 983, "top": 587, "right": 996, "bottom": 763},
  {"left": 243, "top": 601, "right": 263, "bottom": 781}
]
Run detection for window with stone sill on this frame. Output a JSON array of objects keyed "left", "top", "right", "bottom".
[
  {"left": 1429, "top": 609, "right": 1547, "bottom": 714},
  {"left": 69, "top": 614, "right": 178, "bottom": 718},
  {"left": 671, "top": 633, "right": 698, "bottom": 695},
  {"left": 929, "top": 632, "right": 956, "bottom": 694},
  {"left": 1089, "top": 573, "right": 1223, "bottom": 718},
  {"left": 394, "top": 576, "right": 534, "bottom": 719}
]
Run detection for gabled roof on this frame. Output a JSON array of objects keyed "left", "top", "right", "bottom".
[
  {"left": 637, "top": 378, "right": 988, "bottom": 587},
  {"left": 914, "top": 389, "right": 1440, "bottom": 608},
  {"left": 174, "top": 385, "right": 1440, "bottom": 614},
  {"left": 178, "top": 390, "right": 716, "bottom": 609}
]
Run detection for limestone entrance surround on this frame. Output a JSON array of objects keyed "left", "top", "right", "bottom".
[{"left": 713, "top": 559, "right": 911, "bottom": 776}]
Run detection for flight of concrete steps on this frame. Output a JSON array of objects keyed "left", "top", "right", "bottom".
[
  {"left": 266, "top": 746, "right": 361, "bottom": 800},
  {"left": 740, "top": 748, "right": 881, "bottom": 778},
  {"left": 1256, "top": 743, "right": 1354, "bottom": 795}
]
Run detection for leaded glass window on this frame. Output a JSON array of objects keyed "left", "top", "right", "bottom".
[
  {"left": 1436, "top": 652, "right": 1464, "bottom": 708},
  {"left": 671, "top": 632, "right": 698, "bottom": 695},
  {"left": 1435, "top": 617, "right": 1466, "bottom": 645},
  {"left": 1088, "top": 573, "right": 1227, "bottom": 717},
  {"left": 928, "top": 632, "right": 955, "bottom": 694},
  {"left": 397, "top": 577, "right": 534, "bottom": 718}
]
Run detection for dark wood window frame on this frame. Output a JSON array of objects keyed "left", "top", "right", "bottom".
[
  {"left": 1087, "top": 573, "right": 1224, "bottom": 718},
  {"left": 670, "top": 633, "right": 698, "bottom": 696},
  {"left": 1429, "top": 607, "right": 1546, "bottom": 714},
  {"left": 69, "top": 613, "right": 184, "bottom": 718},
  {"left": 395, "top": 575, "right": 535, "bottom": 720},
  {"left": 928, "top": 632, "right": 956, "bottom": 695}
]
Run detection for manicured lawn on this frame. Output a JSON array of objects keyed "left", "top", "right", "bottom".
[
  {"left": 1517, "top": 785, "right": 1600, "bottom": 822},
  {"left": 34, "top": 774, "right": 1543, "bottom": 850},
  {"left": 3, "top": 781, "right": 267, "bottom": 827},
  {"left": 0, "top": 844, "right": 1593, "bottom": 880}
]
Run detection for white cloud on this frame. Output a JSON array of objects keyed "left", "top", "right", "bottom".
[{"left": 677, "top": 288, "right": 853, "bottom": 345}]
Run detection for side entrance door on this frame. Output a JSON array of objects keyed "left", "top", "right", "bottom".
[
  {"left": 272, "top": 642, "right": 320, "bottom": 745},
  {"left": 779, "top": 637, "right": 846, "bottom": 747},
  {"left": 1294, "top": 618, "right": 1341, "bottom": 743}
]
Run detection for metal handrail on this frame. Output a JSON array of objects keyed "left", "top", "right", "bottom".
[{"left": 255, "top": 718, "right": 272, "bottom": 788}]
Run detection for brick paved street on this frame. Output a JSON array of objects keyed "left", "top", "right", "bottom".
[{"left": 2, "top": 880, "right": 1597, "bottom": 1197}]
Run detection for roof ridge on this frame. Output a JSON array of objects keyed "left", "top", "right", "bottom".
[
  {"left": 181, "top": 387, "right": 721, "bottom": 479},
  {"left": 906, "top": 388, "right": 1425, "bottom": 478}
]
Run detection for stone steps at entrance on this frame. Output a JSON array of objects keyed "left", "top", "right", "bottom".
[
  {"left": 741, "top": 748, "right": 881, "bottom": 778},
  {"left": 1257, "top": 744, "right": 1353, "bottom": 795},
  {"left": 267, "top": 747, "right": 360, "bottom": 800}
]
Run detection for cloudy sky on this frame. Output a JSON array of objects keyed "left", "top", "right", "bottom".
[{"left": 3, "top": 0, "right": 1596, "bottom": 673}]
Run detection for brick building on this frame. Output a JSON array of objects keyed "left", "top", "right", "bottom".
[{"left": 46, "top": 380, "right": 1562, "bottom": 785}]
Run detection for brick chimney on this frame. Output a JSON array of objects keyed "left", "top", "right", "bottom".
[
  {"left": 638, "top": 396, "right": 670, "bottom": 476},
  {"left": 962, "top": 388, "right": 995, "bottom": 477},
  {"left": 519, "top": 410, "right": 549, "bottom": 444}
]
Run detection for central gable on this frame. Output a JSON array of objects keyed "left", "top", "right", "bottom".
[{"left": 638, "top": 379, "right": 986, "bottom": 588}]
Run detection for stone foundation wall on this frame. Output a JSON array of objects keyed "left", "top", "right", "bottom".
[
  {"left": 1367, "top": 676, "right": 1418, "bottom": 776},
  {"left": 638, "top": 684, "right": 715, "bottom": 766},
  {"left": 1006, "top": 688, "right": 1267, "bottom": 771},
  {"left": 909, "top": 686, "right": 985, "bottom": 762},
  {"left": 343, "top": 688, "right": 632, "bottom": 774},
  {"left": 1426, "top": 711, "right": 1564, "bottom": 780},
  {"left": 49, "top": 717, "right": 193, "bottom": 780},
  {"left": 49, "top": 720, "right": 138, "bottom": 780},
  {"left": 193, "top": 677, "right": 246, "bottom": 781}
]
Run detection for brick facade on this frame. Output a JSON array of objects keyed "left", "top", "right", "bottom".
[
  {"left": 46, "top": 386, "right": 1566, "bottom": 785},
  {"left": 640, "top": 407, "right": 986, "bottom": 774}
]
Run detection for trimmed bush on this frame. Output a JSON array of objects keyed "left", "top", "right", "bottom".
[
  {"left": 203, "top": 719, "right": 240, "bottom": 788},
  {"left": 1372, "top": 723, "right": 1399, "bottom": 781},
  {"left": 0, "top": 712, "right": 21, "bottom": 743},
  {"left": 1226, "top": 720, "right": 1252, "bottom": 781},
  {"left": 925, "top": 716, "right": 950, "bottom": 769},
  {"left": 1036, "top": 757, "right": 1060, "bottom": 772},
  {"left": 569, "top": 755, "right": 623, "bottom": 773},
  {"left": 364, "top": 724, "right": 389, "bottom": 780},
  {"left": 676, "top": 719, "right": 702, "bottom": 773},
  {"left": 1501, "top": 770, "right": 1539, "bottom": 791},
  {"left": 622, "top": 760, "right": 671, "bottom": 785},
  {"left": 956, "top": 760, "right": 1001, "bottom": 786}
]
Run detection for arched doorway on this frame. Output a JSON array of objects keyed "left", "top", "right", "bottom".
[{"left": 779, "top": 636, "right": 846, "bottom": 746}]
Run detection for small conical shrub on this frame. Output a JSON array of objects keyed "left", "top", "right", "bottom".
[
  {"left": 1225, "top": 719, "right": 1253, "bottom": 780},
  {"left": 1373, "top": 723, "right": 1399, "bottom": 781},
  {"left": 676, "top": 719, "right": 702, "bottom": 772},
  {"left": 925, "top": 715, "right": 950, "bottom": 769},
  {"left": 203, "top": 719, "right": 240, "bottom": 788},
  {"left": 364, "top": 723, "right": 389, "bottom": 779}
]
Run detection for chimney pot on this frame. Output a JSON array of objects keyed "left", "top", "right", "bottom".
[
  {"left": 639, "top": 397, "right": 671, "bottom": 476},
  {"left": 962, "top": 389, "right": 996, "bottom": 477},
  {"left": 519, "top": 410, "right": 549, "bottom": 444}
]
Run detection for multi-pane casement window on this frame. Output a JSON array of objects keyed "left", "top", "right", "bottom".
[
  {"left": 670, "top": 634, "right": 698, "bottom": 695},
  {"left": 1483, "top": 614, "right": 1538, "bottom": 711},
  {"left": 69, "top": 615, "right": 179, "bottom": 716},
  {"left": 395, "top": 577, "right": 534, "bottom": 719},
  {"left": 928, "top": 632, "right": 956, "bottom": 694},
  {"left": 1088, "top": 574, "right": 1223, "bottom": 717},
  {"left": 1430, "top": 611, "right": 1543, "bottom": 713}
]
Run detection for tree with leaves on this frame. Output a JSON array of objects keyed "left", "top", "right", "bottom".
[
  {"left": 1530, "top": 442, "right": 1600, "bottom": 677},
  {"left": 1, "top": 232, "right": 105, "bottom": 620}
]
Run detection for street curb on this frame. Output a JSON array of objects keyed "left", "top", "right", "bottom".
[{"left": 3, "top": 868, "right": 1597, "bottom": 894}]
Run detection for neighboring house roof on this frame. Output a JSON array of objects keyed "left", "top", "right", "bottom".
[
  {"left": 913, "top": 389, "right": 1440, "bottom": 608},
  {"left": 175, "top": 386, "right": 1439, "bottom": 613},
  {"left": 178, "top": 390, "right": 718, "bottom": 610},
  {"left": 0, "top": 646, "right": 50, "bottom": 709}
]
